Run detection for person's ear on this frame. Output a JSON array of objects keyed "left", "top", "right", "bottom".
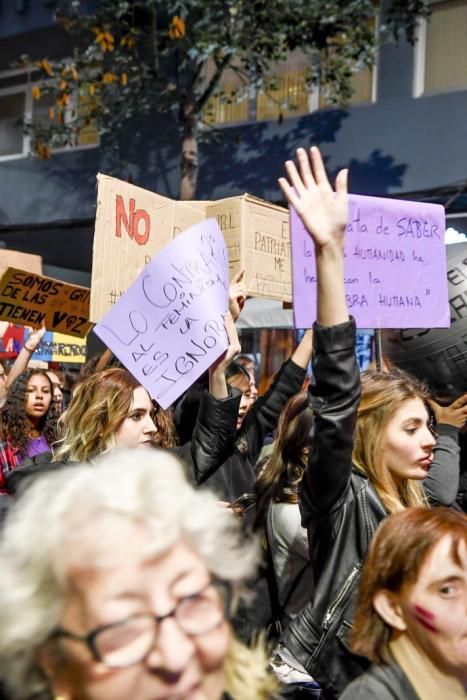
[{"left": 373, "top": 589, "right": 407, "bottom": 632}]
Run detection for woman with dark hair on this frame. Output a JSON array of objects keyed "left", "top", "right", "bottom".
[
  {"left": 0, "top": 369, "right": 59, "bottom": 493},
  {"left": 341, "top": 507, "right": 467, "bottom": 699},
  {"left": 255, "top": 391, "right": 315, "bottom": 632}
]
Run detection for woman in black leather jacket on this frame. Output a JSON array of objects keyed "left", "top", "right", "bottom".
[{"left": 273, "top": 146, "right": 463, "bottom": 699}]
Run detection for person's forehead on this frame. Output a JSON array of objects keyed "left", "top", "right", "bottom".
[{"left": 416, "top": 535, "right": 467, "bottom": 585}]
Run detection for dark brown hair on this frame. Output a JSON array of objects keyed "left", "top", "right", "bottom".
[
  {"left": 255, "top": 390, "right": 313, "bottom": 530},
  {"left": 351, "top": 507, "right": 467, "bottom": 663},
  {"left": 1, "top": 369, "right": 59, "bottom": 457}
]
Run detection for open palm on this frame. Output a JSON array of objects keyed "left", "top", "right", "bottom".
[{"left": 279, "top": 146, "right": 348, "bottom": 250}]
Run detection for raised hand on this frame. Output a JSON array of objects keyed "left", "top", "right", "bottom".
[
  {"left": 228, "top": 269, "right": 247, "bottom": 322},
  {"left": 208, "top": 312, "right": 241, "bottom": 399},
  {"left": 279, "top": 146, "right": 348, "bottom": 252}
]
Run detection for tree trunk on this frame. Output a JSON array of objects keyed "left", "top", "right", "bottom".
[{"left": 180, "top": 102, "right": 198, "bottom": 201}]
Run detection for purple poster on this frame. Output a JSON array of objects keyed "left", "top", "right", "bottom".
[
  {"left": 291, "top": 194, "right": 449, "bottom": 329},
  {"left": 94, "top": 219, "right": 229, "bottom": 408}
]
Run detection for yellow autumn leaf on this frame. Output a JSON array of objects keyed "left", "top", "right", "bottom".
[
  {"left": 48, "top": 107, "right": 55, "bottom": 120},
  {"left": 35, "top": 142, "right": 51, "bottom": 160},
  {"left": 89, "top": 83, "right": 96, "bottom": 96},
  {"left": 169, "top": 15, "right": 186, "bottom": 39},
  {"left": 36, "top": 59, "right": 53, "bottom": 76},
  {"left": 102, "top": 72, "right": 117, "bottom": 84},
  {"left": 120, "top": 72, "right": 128, "bottom": 86},
  {"left": 96, "top": 31, "right": 114, "bottom": 52},
  {"left": 60, "top": 80, "right": 68, "bottom": 91},
  {"left": 56, "top": 93, "right": 70, "bottom": 107},
  {"left": 32, "top": 85, "right": 41, "bottom": 100},
  {"left": 120, "top": 35, "right": 135, "bottom": 49}
]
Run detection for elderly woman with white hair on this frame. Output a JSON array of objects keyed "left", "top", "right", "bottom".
[{"left": 0, "top": 449, "right": 276, "bottom": 700}]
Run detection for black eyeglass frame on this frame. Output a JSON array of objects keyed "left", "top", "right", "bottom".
[{"left": 50, "top": 579, "right": 232, "bottom": 668}]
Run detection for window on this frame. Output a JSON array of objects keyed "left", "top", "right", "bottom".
[
  {"left": 0, "top": 68, "right": 99, "bottom": 161},
  {"left": 204, "top": 47, "right": 377, "bottom": 127},
  {"left": 414, "top": 0, "right": 467, "bottom": 96}
]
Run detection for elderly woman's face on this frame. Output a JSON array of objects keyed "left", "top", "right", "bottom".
[{"left": 46, "top": 523, "right": 231, "bottom": 700}]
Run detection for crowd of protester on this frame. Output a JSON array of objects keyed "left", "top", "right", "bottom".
[{"left": 0, "top": 147, "right": 464, "bottom": 700}]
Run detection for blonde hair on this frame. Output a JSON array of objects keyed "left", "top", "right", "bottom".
[
  {"left": 54, "top": 367, "right": 176, "bottom": 462},
  {"left": 0, "top": 449, "right": 261, "bottom": 699},
  {"left": 353, "top": 370, "right": 430, "bottom": 513}
]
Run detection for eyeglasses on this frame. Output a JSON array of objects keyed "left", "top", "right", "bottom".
[{"left": 51, "top": 580, "right": 231, "bottom": 669}]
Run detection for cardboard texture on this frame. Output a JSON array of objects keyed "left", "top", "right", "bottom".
[
  {"left": 0, "top": 250, "right": 42, "bottom": 277},
  {"left": 90, "top": 174, "right": 210, "bottom": 322},
  {"left": 207, "top": 195, "right": 291, "bottom": 302},
  {"left": 90, "top": 177, "right": 292, "bottom": 322},
  {"left": 0, "top": 268, "right": 92, "bottom": 337}
]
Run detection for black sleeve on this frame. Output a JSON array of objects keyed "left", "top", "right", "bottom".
[
  {"left": 300, "top": 319, "right": 360, "bottom": 525},
  {"left": 237, "top": 358, "right": 307, "bottom": 465},
  {"left": 176, "top": 388, "right": 242, "bottom": 484}
]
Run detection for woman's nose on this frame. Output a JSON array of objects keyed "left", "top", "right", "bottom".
[
  {"left": 143, "top": 415, "right": 157, "bottom": 434},
  {"left": 422, "top": 426, "right": 436, "bottom": 448},
  {"left": 145, "top": 616, "right": 195, "bottom": 674}
]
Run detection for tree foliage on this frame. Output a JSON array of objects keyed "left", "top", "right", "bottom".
[{"left": 20, "top": 0, "right": 429, "bottom": 199}]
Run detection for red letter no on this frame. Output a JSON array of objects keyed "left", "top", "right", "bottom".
[{"left": 115, "top": 195, "right": 150, "bottom": 246}]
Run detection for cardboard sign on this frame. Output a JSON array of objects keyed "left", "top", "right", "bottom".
[
  {"left": 25, "top": 330, "right": 87, "bottom": 363},
  {"left": 94, "top": 219, "right": 230, "bottom": 409},
  {"left": 206, "top": 195, "right": 291, "bottom": 302},
  {"left": 291, "top": 195, "right": 449, "bottom": 329},
  {"left": 0, "top": 268, "right": 92, "bottom": 337},
  {"left": 90, "top": 174, "right": 210, "bottom": 322},
  {"left": 90, "top": 177, "right": 292, "bottom": 323},
  {"left": 0, "top": 250, "right": 42, "bottom": 277}
]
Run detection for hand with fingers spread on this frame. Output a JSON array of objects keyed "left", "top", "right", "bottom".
[
  {"left": 430, "top": 393, "right": 467, "bottom": 429},
  {"left": 280, "top": 146, "right": 349, "bottom": 326},
  {"left": 209, "top": 311, "right": 241, "bottom": 399},
  {"left": 279, "top": 146, "right": 348, "bottom": 252},
  {"left": 228, "top": 269, "right": 247, "bottom": 322}
]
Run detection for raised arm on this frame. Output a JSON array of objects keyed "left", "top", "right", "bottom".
[
  {"left": 279, "top": 147, "right": 360, "bottom": 521},
  {"left": 6, "top": 325, "right": 46, "bottom": 389}
]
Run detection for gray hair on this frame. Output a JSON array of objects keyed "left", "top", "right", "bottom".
[{"left": 0, "top": 449, "right": 259, "bottom": 699}]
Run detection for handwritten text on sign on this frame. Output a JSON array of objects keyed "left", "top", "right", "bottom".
[
  {"left": 94, "top": 219, "right": 229, "bottom": 409},
  {"left": 291, "top": 194, "right": 449, "bottom": 329},
  {"left": 0, "top": 268, "right": 92, "bottom": 337}
]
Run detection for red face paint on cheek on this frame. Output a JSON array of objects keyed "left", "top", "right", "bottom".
[{"left": 413, "top": 604, "right": 439, "bottom": 633}]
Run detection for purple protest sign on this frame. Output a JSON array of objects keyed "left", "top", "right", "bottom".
[
  {"left": 291, "top": 194, "right": 449, "bottom": 329},
  {"left": 94, "top": 219, "right": 229, "bottom": 408}
]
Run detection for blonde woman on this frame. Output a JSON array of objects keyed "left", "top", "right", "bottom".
[{"left": 273, "top": 146, "right": 463, "bottom": 699}]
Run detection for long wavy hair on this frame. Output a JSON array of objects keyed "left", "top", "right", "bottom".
[
  {"left": 255, "top": 390, "right": 313, "bottom": 530},
  {"left": 1, "top": 369, "right": 59, "bottom": 457},
  {"left": 53, "top": 368, "right": 177, "bottom": 462},
  {"left": 353, "top": 369, "right": 431, "bottom": 513}
]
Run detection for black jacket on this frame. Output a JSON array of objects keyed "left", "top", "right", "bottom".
[
  {"left": 282, "top": 319, "right": 460, "bottom": 700},
  {"left": 195, "top": 359, "right": 306, "bottom": 507}
]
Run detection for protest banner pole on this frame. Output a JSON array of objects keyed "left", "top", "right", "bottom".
[{"left": 374, "top": 328, "right": 383, "bottom": 372}]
